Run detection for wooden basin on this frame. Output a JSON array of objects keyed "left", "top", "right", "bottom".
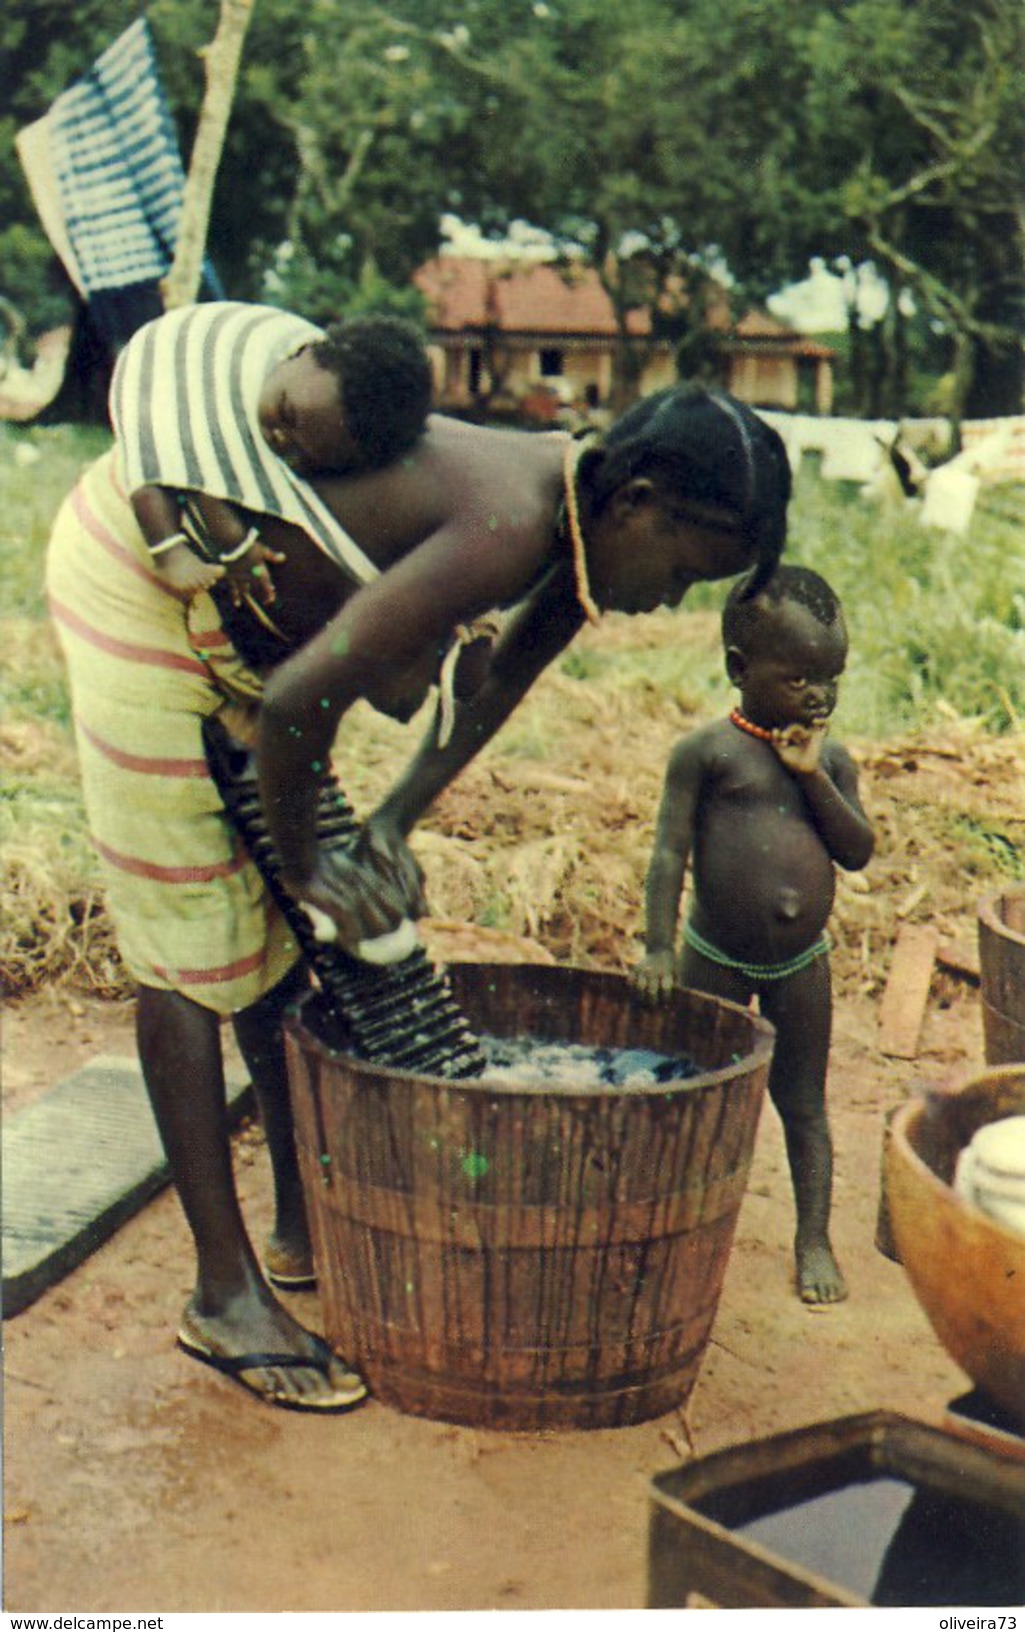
[
  {"left": 978, "top": 889, "right": 1025, "bottom": 1064},
  {"left": 286, "top": 964, "right": 773, "bottom": 1429},
  {"left": 886, "top": 1066, "right": 1025, "bottom": 1430}
]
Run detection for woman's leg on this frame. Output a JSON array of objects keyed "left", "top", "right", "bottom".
[
  {"left": 136, "top": 984, "right": 257, "bottom": 1304},
  {"left": 231, "top": 962, "right": 314, "bottom": 1282},
  {"left": 135, "top": 983, "right": 364, "bottom": 1405}
]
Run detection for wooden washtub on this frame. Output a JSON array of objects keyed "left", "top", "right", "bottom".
[
  {"left": 978, "top": 889, "right": 1025, "bottom": 1065},
  {"left": 285, "top": 963, "right": 773, "bottom": 1429},
  {"left": 885, "top": 1065, "right": 1025, "bottom": 1430}
]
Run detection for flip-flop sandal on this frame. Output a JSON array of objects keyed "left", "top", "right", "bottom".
[
  {"left": 264, "top": 1266, "right": 318, "bottom": 1292},
  {"left": 177, "top": 1332, "right": 367, "bottom": 1412}
]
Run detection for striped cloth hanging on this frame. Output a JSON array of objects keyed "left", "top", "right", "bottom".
[{"left": 49, "top": 16, "right": 220, "bottom": 298}]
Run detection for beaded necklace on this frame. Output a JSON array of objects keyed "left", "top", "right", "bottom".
[
  {"left": 437, "top": 433, "right": 600, "bottom": 747},
  {"left": 562, "top": 435, "right": 602, "bottom": 626},
  {"left": 729, "top": 707, "right": 776, "bottom": 742}
]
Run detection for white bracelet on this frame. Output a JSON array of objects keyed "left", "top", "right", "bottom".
[
  {"left": 218, "top": 526, "right": 261, "bottom": 564},
  {"left": 149, "top": 531, "right": 189, "bottom": 557}
]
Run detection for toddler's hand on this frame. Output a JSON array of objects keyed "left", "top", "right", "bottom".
[
  {"left": 772, "top": 719, "right": 829, "bottom": 774},
  {"left": 631, "top": 950, "right": 676, "bottom": 1005}
]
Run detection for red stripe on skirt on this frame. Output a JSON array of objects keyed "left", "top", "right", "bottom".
[
  {"left": 151, "top": 947, "right": 268, "bottom": 986},
  {"left": 76, "top": 717, "right": 210, "bottom": 778},
  {"left": 49, "top": 594, "right": 211, "bottom": 677},
  {"left": 93, "top": 836, "right": 246, "bottom": 883}
]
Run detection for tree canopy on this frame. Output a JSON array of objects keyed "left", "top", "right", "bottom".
[{"left": 2, "top": 0, "right": 1021, "bottom": 414}]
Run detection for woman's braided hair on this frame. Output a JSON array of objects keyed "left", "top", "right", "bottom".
[{"left": 577, "top": 383, "right": 791, "bottom": 593}]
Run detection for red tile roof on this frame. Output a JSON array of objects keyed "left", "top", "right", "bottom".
[
  {"left": 414, "top": 255, "right": 834, "bottom": 359},
  {"left": 415, "top": 256, "right": 650, "bottom": 337},
  {"left": 729, "top": 307, "right": 835, "bottom": 357},
  {"left": 414, "top": 257, "right": 491, "bottom": 329}
]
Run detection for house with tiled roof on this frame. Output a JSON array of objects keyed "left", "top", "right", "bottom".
[
  {"left": 727, "top": 309, "right": 835, "bottom": 414},
  {"left": 414, "top": 256, "right": 834, "bottom": 418}
]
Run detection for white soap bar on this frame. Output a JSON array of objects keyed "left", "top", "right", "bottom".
[
  {"left": 356, "top": 919, "right": 419, "bottom": 965},
  {"left": 300, "top": 902, "right": 419, "bottom": 965},
  {"left": 302, "top": 902, "right": 339, "bottom": 942}
]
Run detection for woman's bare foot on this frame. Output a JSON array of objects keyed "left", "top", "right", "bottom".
[{"left": 796, "top": 1239, "right": 848, "bottom": 1306}]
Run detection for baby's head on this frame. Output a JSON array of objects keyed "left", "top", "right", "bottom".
[
  {"left": 722, "top": 565, "right": 847, "bottom": 731},
  {"left": 259, "top": 315, "right": 433, "bottom": 476}
]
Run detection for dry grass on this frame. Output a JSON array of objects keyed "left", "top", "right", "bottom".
[
  {"left": 2, "top": 420, "right": 1022, "bottom": 999},
  {"left": 3, "top": 587, "right": 1023, "bottom": 999},
  {"left": 2, "top": 723, "right": 124, "bottom": 995}
]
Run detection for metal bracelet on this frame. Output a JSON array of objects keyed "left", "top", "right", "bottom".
[
  {"left": 218, "top": 526, "right": 261, "bottom": 564},
  {"left": 148, "top": 530, "right": 190, "bottom": 557}
]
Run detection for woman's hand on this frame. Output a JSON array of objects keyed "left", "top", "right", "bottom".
[
  {"left": 297, "top": 848, "right": 410, "bottom": 957},
  {"left": 294, "top": 821, "right": 427, "bottom": 958},
  {"left": 631, "top": 949, "right": 677, "bottom": 1005},
  {"left": 354, "top": 818, "right": 429, "bottom": 920}
]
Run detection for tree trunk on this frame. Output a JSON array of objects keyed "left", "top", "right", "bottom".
[
  {"left": 609, "top": 336, "right": 648, "bottom": 414},
  {"left": 847, "top": 305, "right": 866, "bottom": 417},
  {"left": 889, "top": 289, "right": 909, "bottom": 417},
  {"left": 161, "top": 0, "right": 255, "bottom": 310},
  {"left": 947, "top": 331, "right": 976, "bottom": 452}
]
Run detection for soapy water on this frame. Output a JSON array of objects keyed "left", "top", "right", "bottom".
[
  {"left": 730, "top": 1477, "right": 1025, "bottom": 1607},
  {"left": 476, "top": 1035, "right": 702, "bottom": 1092}
]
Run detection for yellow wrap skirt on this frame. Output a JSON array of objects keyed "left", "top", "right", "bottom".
[{"left": 46, "top": 448, "right": 300, "bottom": 1014}]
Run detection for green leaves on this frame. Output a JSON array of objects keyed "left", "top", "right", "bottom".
[{"left": 3, "top": 0, "right": 1020, "bottom": 411}]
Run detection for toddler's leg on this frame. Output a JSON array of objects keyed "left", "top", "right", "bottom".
[{"left": 761, "top": 957, "right": 848, "bottom": 1305}]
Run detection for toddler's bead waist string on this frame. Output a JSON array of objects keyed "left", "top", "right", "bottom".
[{"left": 684, "top": 920, "right": 832, "bottom": 981}]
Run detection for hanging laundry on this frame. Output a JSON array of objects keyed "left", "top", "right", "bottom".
[{"left": 17, "top": 17, "right": 222, "bottom": 348}]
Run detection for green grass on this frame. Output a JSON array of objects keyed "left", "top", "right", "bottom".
[
  {"left": 560, "top": 464, "right": 1025, "bottom": 739},
  {"left": 1, "top": 423, "right": 113, "bottom": 617},
  {"left": 784, "top": 470, "right": 1025, "bottom": 736},
  {"left": 2, "top": 419, "right": 1023, "bottom": 992}
]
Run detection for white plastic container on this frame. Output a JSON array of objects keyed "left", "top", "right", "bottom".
[{"left": 954, "top": 1115, "right": 1025, "bottom": 1237}]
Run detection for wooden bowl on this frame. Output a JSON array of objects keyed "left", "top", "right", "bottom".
[{"left": 886, "top": 1065, "right": 1025, "bottom": 1429}]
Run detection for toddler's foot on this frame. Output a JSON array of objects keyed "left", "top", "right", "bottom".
[{"left": 796, "top": 1239, "right": 848, "bottom": 1305}]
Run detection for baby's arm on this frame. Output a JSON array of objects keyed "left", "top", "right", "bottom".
[
  {"left": 633, "top": 733, "right": 706, "bottom": 1003},
  {"left": 776, "top": 730, "right": 874, "bottom": 871},
  {"left": 130, "top": 485, "right": 225, "bottom": 598},
  {"left": 185, "top": 494, "right": 285, "bottom": 608}
]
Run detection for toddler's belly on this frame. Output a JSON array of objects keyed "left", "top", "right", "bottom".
[{"left": 692, "top": 824, "right": 835, "bottom": 963}]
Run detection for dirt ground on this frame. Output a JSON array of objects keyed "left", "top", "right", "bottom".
[
  {"left": 3, "top": 691, "right": 1023, "bottom": 1614},
  {"left": 1, "top": 967, "right": 995, "bottom": 1615}
]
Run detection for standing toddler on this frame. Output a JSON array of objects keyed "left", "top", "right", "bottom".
[{"left": 633, "top": 565, "right": 874, "bottom": 1303}]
